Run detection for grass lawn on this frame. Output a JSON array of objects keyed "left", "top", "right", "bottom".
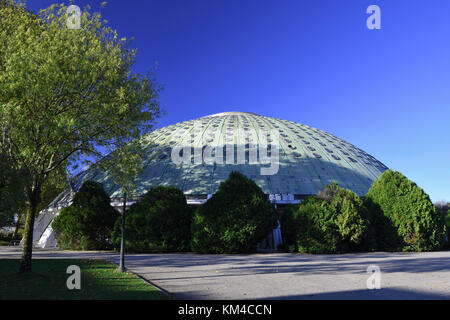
[{"left": 0, "top": 259, "right": 170, "bottom": 300}]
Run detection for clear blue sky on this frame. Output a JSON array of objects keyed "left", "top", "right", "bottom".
[{"left": 28, "top": 0, "right": 450, "bottom": 202}]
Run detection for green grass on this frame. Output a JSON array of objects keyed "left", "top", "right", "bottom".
[{"left": 0, "top": 259, "right": 170, "bottom": 300}]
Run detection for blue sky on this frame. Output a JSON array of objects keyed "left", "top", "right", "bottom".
[{"left": 28, "top": 0, "right": 450, "bottom": 202}]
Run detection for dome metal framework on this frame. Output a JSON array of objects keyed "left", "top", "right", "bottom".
[
  {"left": 32, "top": 112, "right": 388, "bottom": 248},
  {"left": 61, "top": 111, "right": 387, "bottom": 197}
]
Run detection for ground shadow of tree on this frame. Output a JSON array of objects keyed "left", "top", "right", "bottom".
[{"left": 364, "top": 197, "right": 403, "bottom": 252}]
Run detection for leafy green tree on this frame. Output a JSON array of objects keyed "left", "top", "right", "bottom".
[
  {"left": 435, "top": 201, "right": 450, "bottom": 216},
  {"left": 434, "top": 202, "right": 450, "bottom": 246},
  {"left": 191, "top": 171, "right": 278, "bottom": 254},
  {"left": 364, "top": 170, "right": 446, "bottom": 251},
  {"left": 111, "top": 186, "right": 192, "bottom": 253},
  {"left": 99, "top": 140, "right": 149, "bottom": 271},
  {"left": 36, "top": 167, "right": 67, "bottom": 214},
  {"left": 0, "top": 2, "right": 160, "bottom": 272},
  {"left": 282, "top": 182, "right": 370, "bottom": 254},
  {"left": 52, "top": 181, "right": 119, "bottom": 250}
]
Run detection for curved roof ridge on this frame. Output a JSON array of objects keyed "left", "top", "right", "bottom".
[{"left": 207, "top": 111, "right": 260, "bottom": 117}]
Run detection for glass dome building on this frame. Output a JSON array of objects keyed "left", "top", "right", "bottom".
[{"left": 32, "top": 112, "right": 388, "bottom": 248}]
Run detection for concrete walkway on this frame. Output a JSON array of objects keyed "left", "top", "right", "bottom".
[{"left": 1, "top": 246, "right": 450, "bottom": 299}]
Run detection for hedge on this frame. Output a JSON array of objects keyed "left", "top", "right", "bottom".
[
  {"left": 52, "top": 181, "right": 119, "bottom": 250},
  {"left": 364, "top": 170, "right": 446, "bottom": 251},
  {"left": 112, "top": 186, "right": 192, "bottom": 253},
  {"left": 191, "top": 171, "right": 278, "bottom": 253},
  {"left": 281, "top": 182, "right": 371, "bottom": 254}
]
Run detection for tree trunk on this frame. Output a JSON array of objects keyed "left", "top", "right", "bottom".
[{"left": 19, "top": 184, "right": 41, "bottom": 273}]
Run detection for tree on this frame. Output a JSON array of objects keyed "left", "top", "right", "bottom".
[
  {"left": 0, "top": 1, "right": 26, "bottom": 230},
  {"left": 364, "top": 170, "right": 446, "bottom": 251},
  {"left": 435, "top": 201, "right": 450, "bottom": 215},
  {"left": 112, "top": 186, "right": 192, "bottom": 253},
  {"left": 52, "top": 181, "right": 119, "bottom": 250},
  {"left": 9, "top": 168, "right": 66, "bottom": 239},
  {"left": 0, "top": 2, "right": 160, "bottom": 272},
  {"left": 281, "top": 182, "right": 370, "bottom": 254},
  {"left": 191, "top": 171, "right": 278, "bottom": 254},
  {"left": 100, "top": 140, "right": 148, "bottom": 271},
  {"left": 435, "top": 202, "right": 450, "bottom": 244}
]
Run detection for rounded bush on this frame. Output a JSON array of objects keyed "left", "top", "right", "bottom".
[
  {"left": 191, "top": 171, "right": 278, "bottom": 254},
  {"left": 52, "top": 181, "right": 119, "bottom": 250},
  {"left": 364, "top": 170, "right": 446, "bottom": 252},
  {"left": 112, "top": 186, "right": 192, "bottom": 253},
  {"left": 281, "top": 182, "right": 370, "bottom": 254}
]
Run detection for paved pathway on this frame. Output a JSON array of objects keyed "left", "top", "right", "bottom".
[{"left": 1, "top": 247, "right": 450, "bottom": 299}]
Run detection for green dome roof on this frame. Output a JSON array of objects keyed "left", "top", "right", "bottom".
[{"left": 52, "top": 112, "right": 388, "bottom": 206}]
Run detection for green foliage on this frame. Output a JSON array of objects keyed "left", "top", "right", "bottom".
[
  {"left": 0, "top": 1, "right": 160, "bottom": 271},
  {"left": 0, "top": 1, "right": 161, "bottom": 181},
  {"left": 100, "top": 141, "right": 147, "bottom": 197},
  {"left": 36, "top": 167, "right": 67, "bottom": 215},
  {"left": 111, "top": 186, "right": 192, "bottom": 253},
  {"left": 0, "top": 151, "right": 26, "bottom": 228},
  {"left": 364, "top": 170, "right": 446, "bottom": 252},
  {"left": 277, "top": 204, "right": 299, "bottom": 252},
  {"left": 281, "top": 182, "right": 370, "bottom": 254},
  {"left": 0, "top": 230, "right": 21, "bottom": 243},
  {"left": 445, "top": 210, "right": 450, "bottom": 232},
  {"left": 191, "top": 171, "right": 278, "bottom": 254},
  {"left": 442, "top": 210, "right": 450, "bottom": 248},
  {"left": 435, "top": 202, "right": 450, "bottom": 244},
  {"left": 52, "top": 181, "right": 119, "bottom": 250}
]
